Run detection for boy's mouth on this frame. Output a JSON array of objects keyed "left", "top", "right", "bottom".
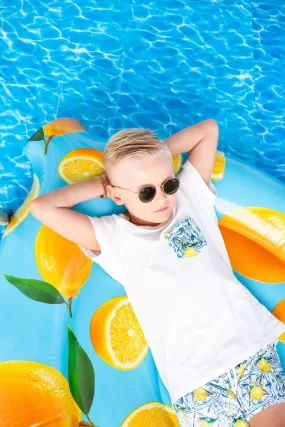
[{"left": 154, "top": 206, "right": 170, "bottom": 213}]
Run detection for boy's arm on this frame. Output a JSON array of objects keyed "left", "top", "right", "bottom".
[
  {"left": 31, "top": 175, "right": 108, "bottom": 252},
  {"left": 164, "top": 119, "right": 219, "bottom": 184}
]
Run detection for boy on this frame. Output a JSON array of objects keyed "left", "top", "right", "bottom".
[{"left": 31, "top": 119, "right": 285, "bottom": 426}]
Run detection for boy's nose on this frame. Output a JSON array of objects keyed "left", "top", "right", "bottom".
[{"left": 155, "top": 187, "right": 168, "bottom": 201}]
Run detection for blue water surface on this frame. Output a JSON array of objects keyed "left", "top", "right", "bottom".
[{"left": 0, "top": 0, "right": 284, "bottom": 217}]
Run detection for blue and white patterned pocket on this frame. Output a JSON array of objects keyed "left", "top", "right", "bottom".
[{"left": 164, "top": 218, "right": 207, "bottom": 259}]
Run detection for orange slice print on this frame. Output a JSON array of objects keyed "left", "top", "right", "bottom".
[
  {"left": 90, "top": 296, "right": 148, "bottom": 370},
  {"left": 120, "top": 402, "right": 179, "bottom": 427},
  {"left": 172, "top": 154, "right": 182, "bottom": 175},
  {"left": 219, "top": 207, "right": 285, "bottom": 283},
  {"left": 211, "top": 151, "right": 226, "bottom": 181},
  {"left": 272, "top": 300, "right": 285, "bottom": 343},
  {"left": 58, "top": 148, "right": 104, "bottom": 184},
  {"left": 3, "top": 174, "right": 40, "bottom": 238}
]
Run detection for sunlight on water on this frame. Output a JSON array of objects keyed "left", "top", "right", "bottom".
[{"left": 0, "top": 0, "right": 284, "bottom": 217}]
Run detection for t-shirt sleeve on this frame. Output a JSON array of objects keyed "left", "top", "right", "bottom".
[
  {"left": 78, "top": 214, "right": 126, "bottom": 285},
  {"left": 178, "top": 159, "right": 218, "bottom": 208}
]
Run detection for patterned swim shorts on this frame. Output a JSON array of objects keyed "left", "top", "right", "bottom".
[{"left": 172, "top": 339, "right": 285, "bottom": 426}]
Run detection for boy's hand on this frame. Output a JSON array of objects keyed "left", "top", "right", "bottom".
[
  {"left": 164, "top": 119, "right": 219, "bottom": 184},
  {"left": 101, "top": 172, "right": 110, "bottom": 186}
]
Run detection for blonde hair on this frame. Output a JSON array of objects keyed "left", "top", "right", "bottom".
[{"left": 104, "top": 128, "right": 170, "bottom": 173}]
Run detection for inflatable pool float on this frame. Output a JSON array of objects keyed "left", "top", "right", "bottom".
[{"left": 0, "top": 118, "right": 284, "bottom": 427}]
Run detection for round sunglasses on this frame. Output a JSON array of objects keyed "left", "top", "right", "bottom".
[{"left": 112, "top": 177, "right": 180, "bottom": 203}]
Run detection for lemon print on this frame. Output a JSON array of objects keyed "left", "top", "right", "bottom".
[
  {"left": 237, "top": 363, "right": 245, "bottom": 377},
  {"left": 121, "top": 402, "right": 179, "bottom": 427},
  {"left": 172, "top": 151, "right": 225, "bottom": 179},
  {"left": 172, "top": 154, "right": 182, "bottom": 176},
  {"left": 58, "top": 148, "right": 104, "bottom": 184},
  {"left": 235, "top": 420, "right": 249, "bottom": 427},
  {"left": 226, "top": 389, "right": 237, "bottom": 400},
  {"left": 200, "top": 422, "right": 213, "bottom": 427},
  {"left": 184, "top": 247, "right": 197, "bottom": 257},
  {"left": 90, "top": 296, "right": 148, "bottom": 370},
  {"left": 250, "top": 385, "right": 266, "bottom": 401},
  {"left": 3, "top": 174, "right": 40, "bottom": 238},
  {"left": 210, "top": 151, "right": 226, "bottom": 181},
  {"left": 42, "top": 117, "right": 85, "bottom": 137},
  {"left": 30, "top": 118, "right": 86, "bottom": 155},
  {"left": 257, "top": 357, "right": 272, "bottom": 373},
  {"left": 272, "top": 300, "right": 285, "bottom": 344},
  {"left": 0, "top": 361, "right": 81, "bottom": 427},
  {"left": 219, "top": 207, "right": 285, "bottom": 283},
  {"left": 35, "top": 225, "right": 92, "bottom": 298},
  {"left": 194, "top": 387, "right": 208, "bottom": 401}
]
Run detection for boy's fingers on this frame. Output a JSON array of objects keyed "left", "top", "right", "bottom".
[{"left": 101, "top": 173, "right": 110, "bottom": 185}]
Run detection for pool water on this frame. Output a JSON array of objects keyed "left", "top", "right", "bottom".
[{"left": 0, "top": 0, "right": 284, "bottom": 224}]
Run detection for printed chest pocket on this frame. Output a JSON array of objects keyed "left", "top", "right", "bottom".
[{"left": 163, "top": 217, "right": 207, "bottom": 259}]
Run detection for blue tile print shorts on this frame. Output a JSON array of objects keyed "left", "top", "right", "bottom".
[{"left": 172, "top": 339, "right": 285, "bottom": 426}]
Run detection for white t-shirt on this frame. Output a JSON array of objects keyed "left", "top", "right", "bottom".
[{"left": 80, "top": 160, "right": 285, "bottom": 403}]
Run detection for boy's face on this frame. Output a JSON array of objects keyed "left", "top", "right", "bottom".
[{"left": 107, "top": 151, "right": 177, "bottom": 225}]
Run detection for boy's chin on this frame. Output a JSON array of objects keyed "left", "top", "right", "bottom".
[
  {"left": 151, "top": 206, "right": 172, "bottom": 221},
  {"left": 130, "top": 206, "right": 173, "bottom": 226}
]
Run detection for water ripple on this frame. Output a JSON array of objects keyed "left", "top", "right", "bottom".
[{"left": 0, "top": 0, "right": 284, "bottom": 216}]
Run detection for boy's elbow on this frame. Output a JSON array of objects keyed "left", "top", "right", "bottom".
[
  {"left": 206, "top": 118, "right": 218, "bottom": 131},
  {"left": 30, "top": 198, "right": 45, "bottom": 220}
]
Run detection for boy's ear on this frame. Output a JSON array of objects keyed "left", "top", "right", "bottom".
[{"left": 106, "top": 184, "right": 124, "bottom": 205}]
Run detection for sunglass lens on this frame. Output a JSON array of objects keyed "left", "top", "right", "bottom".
[
  {"left": 164, "top": 178, "right": 180, "bottom": 194},
  {"left": 139, "top": 186, "right": 156, "bottom": 203}
]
